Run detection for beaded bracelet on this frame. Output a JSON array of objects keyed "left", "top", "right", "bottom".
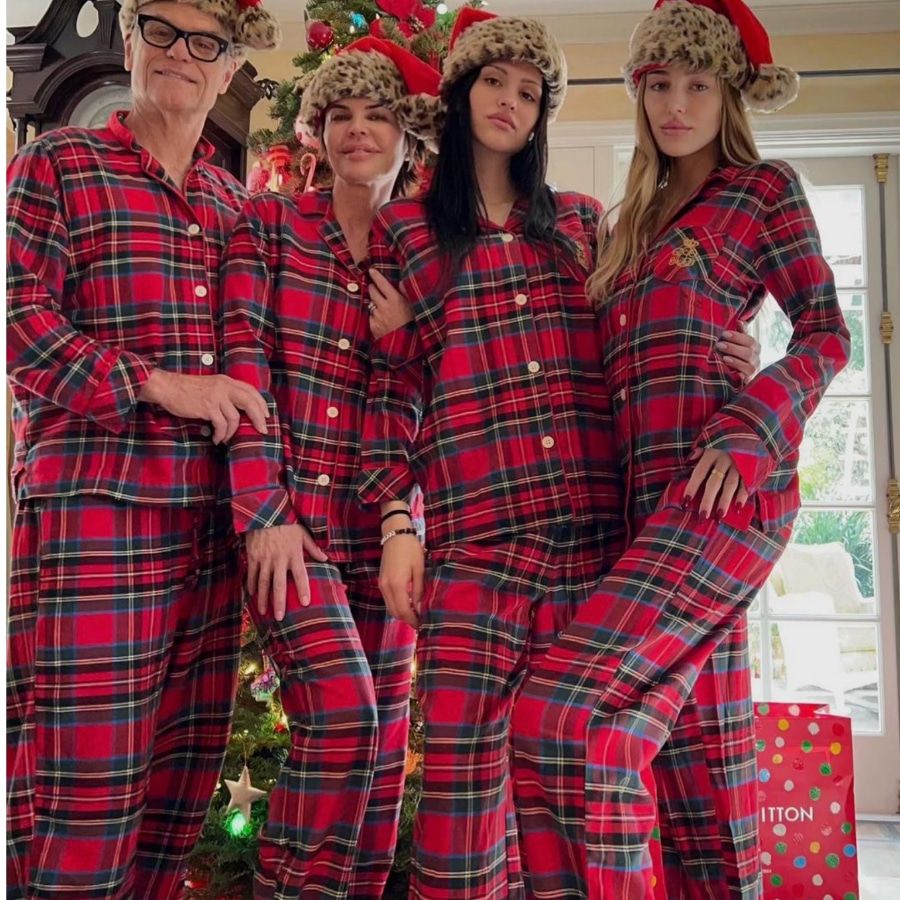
[
  {"left": 380, "top": 527, "right": 420, "bottom": 546},
  {"left": 380, "top": 509, "right": 412, "bottom": 524}
]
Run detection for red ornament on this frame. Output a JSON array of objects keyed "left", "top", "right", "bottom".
[
  {"left": 307, "top": 20, "right": 334, "bottom": 51},
  {"left": 246, "top": 160, "right": 269, "bottom": 194},
  {"left": 373, "top": 1, "right": 436, "bottom": 38},
  {"left": 265, "top": 144, "right": 294, "bottom": 189}
]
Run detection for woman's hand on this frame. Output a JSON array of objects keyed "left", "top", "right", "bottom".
[
  {"left": 378, "top": 534, "right": 425, "bottom": 629},
  {"left": 685, "top": 448, "right": 748, "bottom": 520},
  {"left": 717, "top": 329, "right": 760, "bottom": 384},
  {"left": 368, "top": 268, "right": 414, "bottom": 340}
]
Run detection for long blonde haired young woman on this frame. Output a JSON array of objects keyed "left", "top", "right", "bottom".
[{"left": 510, "top": 2, "right": 851, "bottom": 898}]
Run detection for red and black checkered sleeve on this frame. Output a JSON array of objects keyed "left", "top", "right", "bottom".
[
  {"left": 220, "top": 195, "right": 297, "bottom": 532},
  {"left": 695, "top": 162, "right": 851, "bottom": 491},
  {"left": 6, "top": 140, "right": 153, "bottom": 433}
]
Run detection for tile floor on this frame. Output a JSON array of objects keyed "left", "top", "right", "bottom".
[{"left": 858, "top": 819, "right": 900, "bottom": 899}]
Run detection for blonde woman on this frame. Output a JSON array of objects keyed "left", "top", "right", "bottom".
[{"left": 510, "top": 2, "right": 851, "bottom": 898}]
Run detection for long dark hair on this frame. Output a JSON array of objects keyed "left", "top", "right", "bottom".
[
  {"left": 423, "top": 66, "right": 565, "bottom": 268},
  {"left": 393, "top": 136, "right": 428, "bottom": 198}
]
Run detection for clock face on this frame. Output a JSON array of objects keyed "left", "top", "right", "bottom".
[{"left": 67, "top": 83, "right": 133, "bottom": 128}]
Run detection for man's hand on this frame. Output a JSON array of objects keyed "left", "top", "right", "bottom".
[
  {"left": 378, "top": 534, "right": 425, "bottom": 629},
  {"left": 245, "top": 524, "right": 328, "bottom": 621},
  {"left": 367, "top": 268, "right": 414, "bottom": 340},
  {"left": 139, "top": 369, "right": 269, "bottom": 443}
]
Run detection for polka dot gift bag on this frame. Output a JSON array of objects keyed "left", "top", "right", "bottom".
[{"left": 754, "top": 702, "right": 859, "bottom": 900}]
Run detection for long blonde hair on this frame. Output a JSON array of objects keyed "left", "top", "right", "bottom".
[{"left": 586, "top": 77, "right": 761, "bottom": 304}]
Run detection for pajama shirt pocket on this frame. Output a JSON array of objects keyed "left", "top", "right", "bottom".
[{"left": 651, "top": 226, "right": 748, "bottom": 381}]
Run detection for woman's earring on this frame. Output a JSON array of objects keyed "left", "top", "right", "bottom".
[{"left": 528, "top": 132, "right": 535, "bottom": 143}]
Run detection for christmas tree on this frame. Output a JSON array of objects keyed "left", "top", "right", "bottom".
[
  {"left": 184, "top": 613, "right": 288, "bottom": 900},
  {"left": 185, "top": 615, "right": 428, "bottom": 898},
  {"left": 246, "top": 0, "right": 484, "bottom": 192},
  {"left": 185, "top": 609, "right": 425, "bottom": 899}
]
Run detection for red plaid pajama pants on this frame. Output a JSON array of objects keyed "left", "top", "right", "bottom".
[
  {"left": 511, "top": 496, "right": 791, "bottom": 900},
  {"left": 250, "top": 560, "right": 415, "bottom": 900},
  {"left": 409, "top": 525, "right": 621, "bottom": 900},
  {"left": 6, "top": 494, "right": 242, "bottom": 900}
]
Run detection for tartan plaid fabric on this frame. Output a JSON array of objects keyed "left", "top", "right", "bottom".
[
  {"left": 411, "top": 527, "right": 614, "bottom": 900},
  {"left": 512, "top": 504, "right": 791, "bottom": 899},
  {"left": 7, "top": 111, "right": 247, "bottom": 506},
  {"left": 606, "top": 160, "right": 850, "bottom": 531},
  {"left": 510, "top": 160, "right": 850, "bottom": 899},
  {"left": 6, "top": 113, "right": 249, "bottom": 898},
  {"left": 358, "top": 192, "right": 626, "bottom": 550},
  {"left": 220, "top": 189, "right": 417, "bottom": 559},
  {"left": 221, "top": 191, "right": 417, "bottom": 896},
  {"left": 6, "top": 496, "right": 242, "bottom": 900},
  {"left": 357, "top": 191, "right": 628, "bottom": 896},
  {"left": 653, "top": 620, "right": 760, "bottom": 897},
  {"left": 252, "top": 563, "right": 415, "bottom": 900}
]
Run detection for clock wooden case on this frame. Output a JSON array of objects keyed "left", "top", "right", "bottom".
[{"left": 7, "top": 0, "right": 263, "bottom": 177}]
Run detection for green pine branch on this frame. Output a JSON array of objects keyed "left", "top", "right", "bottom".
[{"left": 249, "top": 1, "right": 484, "bottom": 154}]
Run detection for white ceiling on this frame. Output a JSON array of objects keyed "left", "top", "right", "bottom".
[
  {"left": 6, "top": 0, "right": 899, "bottom": 54},
  {"left": 4, "top": 0, "right": 891, "bottom": 30}
]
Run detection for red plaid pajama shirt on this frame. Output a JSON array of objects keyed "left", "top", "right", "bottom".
[
  {"left": 220, "top": 189, "right": 416, "bottom": 900},
  {"left": 6, "top": 112, "right": 247, "bottom": 900},
  {"left": 511, "top": 159, "right": 851, "bottom": 900},
  {"left": 359, "top": 193, "right": 627, "bottom": 899}
]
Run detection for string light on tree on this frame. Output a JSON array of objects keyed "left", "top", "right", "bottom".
[{"left": 227, "top": 810, "right": 251, "bottom": 837}]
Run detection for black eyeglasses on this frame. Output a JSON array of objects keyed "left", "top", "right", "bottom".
[{"left": 136, "top": 14, "right": 231, "bottom": 63}]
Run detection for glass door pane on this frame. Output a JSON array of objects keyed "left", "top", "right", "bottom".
[{"left": 748, "top": 155, "right": 899, "bottom": 814}]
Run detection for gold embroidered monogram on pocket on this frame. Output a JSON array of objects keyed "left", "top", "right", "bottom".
[
  {"left": 574, "top": 242, "right": 588, "bottom": 269},
  {"left": 669, "top": 238, "right": 701, "bottom": 270}
]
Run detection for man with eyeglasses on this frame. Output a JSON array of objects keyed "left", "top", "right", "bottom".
[{"left": 6, "top": 3, "right": 280, "bottom": 898}]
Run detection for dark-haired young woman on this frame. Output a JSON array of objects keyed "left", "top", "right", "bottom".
[{"left": 356, "top": 10, "right": 758, "bottom": 899}]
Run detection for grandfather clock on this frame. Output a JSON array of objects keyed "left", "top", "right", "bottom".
[{"left": 6, "top": 0, "right": 265, "bottom": 177}]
